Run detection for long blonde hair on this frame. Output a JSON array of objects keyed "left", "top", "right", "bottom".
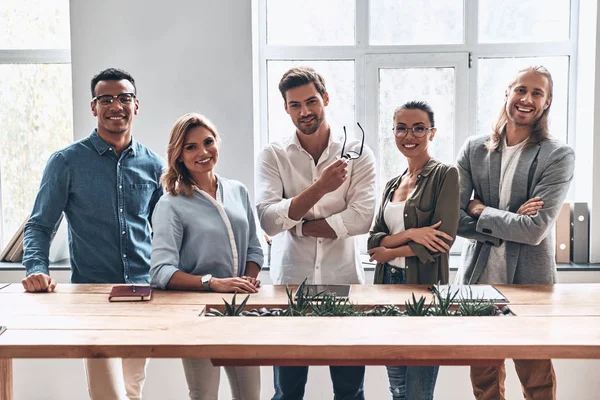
[
  {"left": 161, "top": 113, "right": 220, "bottom": 197},
  {"left": 486, "top": 65, "right": 553, "bottom": 152}
]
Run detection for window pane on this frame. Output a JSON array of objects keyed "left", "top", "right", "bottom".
[
  {"left": 378, "top": 68, "right": 455, "bottom": 186},
  {"left": 266, "top": 0, "right": 355, "bottom": 46},
  {"left": 267, "top": 60, "right": 355, "bottom": 144},
  {"left": 0, "top": 64, "right": 73, "bottom": 247},
  {"left": 370, "top": 0, "right": 464, "bottom": 45},
  {"left": 479, "top": 0, "right": 570, "bottom": 43},
  {"left": 0, "top": 0, "right": 71, "bottom": 49},
  {"left": 477, "top": 57, "right": 569, "bottom": 143}
]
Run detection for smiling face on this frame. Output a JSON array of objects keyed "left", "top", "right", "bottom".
[
  {"left": 179, "top": 126, "right": 218, "bottom": 177},
  {"left": 284, "top": 83, "right": 329, "bottom": 136},
  {"left": 394, "top": 108, "right": 436, "bottom": 160},
  {"left": 90, "top": 79, "right": 139, "bottom": 136},
  {"left": 505, "top": 71, "right": 551, "bottom": 128}
]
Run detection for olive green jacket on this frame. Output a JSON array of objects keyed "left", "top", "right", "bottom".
[{"left": 368, "top": 159, "right": 459, "bottom": 285}]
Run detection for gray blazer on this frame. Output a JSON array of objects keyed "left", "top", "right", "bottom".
[{"left": 455, "top": 134, "right": 575, "bottom": 284}]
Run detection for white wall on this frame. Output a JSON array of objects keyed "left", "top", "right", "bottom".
[{"left": 69, "top": 0, "right": 256, "bottom": 198}]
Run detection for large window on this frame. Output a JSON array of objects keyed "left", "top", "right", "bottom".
[
  {"left": 256, "top": 0, "right": 578, "bottom": 254},
  {"left": 0, "top": 0, "right": 73, "bottom": 248}
]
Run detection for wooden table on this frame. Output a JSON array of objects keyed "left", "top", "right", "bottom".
[{"left": 1, "top": 283, "right": 600, "bottom": 400}]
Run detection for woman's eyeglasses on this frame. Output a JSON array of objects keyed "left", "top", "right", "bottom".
[
  {"left": 341, "top": 122, "right": 365, "bottom": 160},
  {"left": 393, "top": 125, "right": 434, "bottom": 138}
]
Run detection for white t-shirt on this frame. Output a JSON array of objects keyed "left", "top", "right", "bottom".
[
  {"left": 383, "top": 200, "right": 407, "bottom": 269},
  {"left": 479, "top": 138, "right": 526, "bottom": 284}
]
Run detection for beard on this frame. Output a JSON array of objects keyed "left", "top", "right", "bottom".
[
  {"left": 294, "top": 114, "right": 324, "bottom": 135},
  {"left": 507, "top": 104, "right": 543, "bottom": 127}
]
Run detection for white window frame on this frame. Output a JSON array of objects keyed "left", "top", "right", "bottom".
[
  {"left": 0, "top": 49, "right": 71, "bottom": 246},
  {"left": 255, "top": 0, "right": 580, "bottom": 254}
]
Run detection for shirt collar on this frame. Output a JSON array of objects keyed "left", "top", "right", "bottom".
[
  {"left": 286, "top": 125, "right": 342, "bottom": 153},
  {"left": 418, "top": 158, "right": 441, "bottom": 178},
  {"left": 89, "top": 128, "right": 137, "bottom": 156}
]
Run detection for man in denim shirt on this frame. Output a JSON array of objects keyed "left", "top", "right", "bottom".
[{"left": 21, "top": 68, "right": 164, "bottom": 400}]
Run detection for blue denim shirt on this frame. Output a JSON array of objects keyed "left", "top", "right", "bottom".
[{"left": 23, "top": 129, "right": 164, "bottom": 284}]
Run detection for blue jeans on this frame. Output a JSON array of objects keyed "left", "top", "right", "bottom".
[
  {"left": 386, "top": 365, "right": 439, "bottom": 400},
  {"left": 272, "top": 366, "right": 365, "bottom": 400},
  {"left": 383, "top": 263, "right": 439, "bottom": 400}
]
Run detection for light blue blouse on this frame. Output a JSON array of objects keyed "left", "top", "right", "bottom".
[{"left": 150, "top": 176, "right": 264, "bottom": 289}]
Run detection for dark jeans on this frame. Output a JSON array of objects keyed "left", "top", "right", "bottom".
[
  {"left": 272, "top": 365, "right": 365, "bottom": 400},
  {"left": 383, "top": 263, "right": 439, "bottom": 400}
]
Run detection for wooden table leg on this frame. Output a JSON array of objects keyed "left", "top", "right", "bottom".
[{"left": 0, "top": 359, "right": 13, "bottom": 400}]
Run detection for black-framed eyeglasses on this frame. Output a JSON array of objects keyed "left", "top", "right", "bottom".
[
  {"left": 341, "top": 122, "right": 365, "bottom": 160},
  {"left": 92, "top": 92, "right": 136, "bottom": 106},
  {"left": 393, "top": 125, "right": 434, "bottom": 138}
]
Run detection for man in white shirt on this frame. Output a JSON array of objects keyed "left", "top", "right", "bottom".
[{"left": 256, "top": 67, "right": 376, "bottom": 400}]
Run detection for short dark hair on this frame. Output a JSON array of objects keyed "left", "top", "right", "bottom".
[
  {"left": 278, "top": 67, "right": 327, "bottom": 101},
  {"left": 394, "top": 100, "right": 435, "bottom": 127},
  {"left": 90, "top": 68, "right": 136, "bottom": 97}
]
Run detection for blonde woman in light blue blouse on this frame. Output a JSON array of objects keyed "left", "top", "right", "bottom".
[{"left": 151, "top": 113, "right": 262, "bottom": 400}]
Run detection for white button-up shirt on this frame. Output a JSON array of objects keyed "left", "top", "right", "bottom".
[{"left": 256, "top": 131, "right": 376, "bottom": 285}]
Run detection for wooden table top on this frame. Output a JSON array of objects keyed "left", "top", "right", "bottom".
[{"left": 1, "top": 283, "right": 600, "bottom": 363}]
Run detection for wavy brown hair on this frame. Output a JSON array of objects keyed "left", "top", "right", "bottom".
[
  {"left": 486, "top": 65, "right": 553, "bottom": 152},
  {"left": 161, "top": 113, "right": 220, "bottom": 197}
]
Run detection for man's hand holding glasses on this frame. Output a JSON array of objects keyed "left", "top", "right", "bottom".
[{"left": 315, "top": 158, "right": 348, "bottom": 196}]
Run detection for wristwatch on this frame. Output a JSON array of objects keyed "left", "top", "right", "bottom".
[{"left": 201, "top": 274, "right": 212, "bottom": 291}]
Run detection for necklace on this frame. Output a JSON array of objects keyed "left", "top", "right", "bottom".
[{"left": 406, "top": 158, "right": 430, "bottom": 179}]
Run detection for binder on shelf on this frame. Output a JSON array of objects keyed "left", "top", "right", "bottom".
[
  {"left": 571, "top": 202, "right": 589, "bottom": 264},
  {"left": 0, "top": 215, "right": 28, "bottom": 262},
  {"left": 555, "top": 203, "right": 571, "bottom": 264}
]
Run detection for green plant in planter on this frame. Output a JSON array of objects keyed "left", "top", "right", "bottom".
[
  {"left": 310, "top": 293, "right": 357, "bottom": 317},
  {"left": 405, "top": 293, "right": 430, "bottom": 316},
  {"left": 429, "top": 284, "right": 459, "bottom": 316},
  {"left": 284, "top": 278, "right": 314, "bottom": 316},
  {"left": 451, "top": 287, "right": 499, "bottom": 316},
  {"left": 361, "top": 304, "right": 404, "bottom": 317},
  {"left": 208, "top": 293, "right": 251, "bottom": 316},
  {"left": 458, "top": 299, "right": 498, "bottom": 316}
]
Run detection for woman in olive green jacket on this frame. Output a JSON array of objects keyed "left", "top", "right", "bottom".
[{"left": 367, "top": 101, "right": 459, "bottom": 400}]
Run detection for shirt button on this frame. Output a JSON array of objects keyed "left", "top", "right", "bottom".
[
  {"left": 120, "top": 208, "right": 123, "bottom": 213},
  {"left": 125, "top": 275, "right": 129, "bottom": 279},
  {"left": 405, "top": 214, "right": 408, "bottom": 217},
  {"left": 108, "top": 147, "right": 113, "bottom": 151},
  {"left": 117, "top": 162, "right": 120, "bottom": 167},
  {"left": 119, "top": 185, "right": 122, "bottom": 189},
  {"left": 318, "top": 240, "right": 322, "bottom": 244},
  {"left": 123, "top": 254, "right": 127, "bottom": 258},
  {"left": 122, "top": 231, "right": 126, "bottom": 235}
]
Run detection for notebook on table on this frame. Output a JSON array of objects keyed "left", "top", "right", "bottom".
[
  {"left": 109, "top": 285, "right": 152, "bottom": 302},
  {"left": 429, "top": 285, "right": 509, "bottom": 303}
]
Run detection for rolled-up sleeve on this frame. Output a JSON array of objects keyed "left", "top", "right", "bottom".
[
  {"left": 255, "top": 146, "right": 302, "bottom": 236},
  {"left": 324, "top": 147, "right": 377, "bottom": 238},
  {"left": 23, "top": 152, "right": 70, "bottom": 276},
  {"left": 150, "top": 198, "right": 183, "bottom": 289}
]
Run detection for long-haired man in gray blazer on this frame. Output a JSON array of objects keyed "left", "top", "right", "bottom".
[{"left": 456, "top": 66, "right": 575, "bottom": 400}]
